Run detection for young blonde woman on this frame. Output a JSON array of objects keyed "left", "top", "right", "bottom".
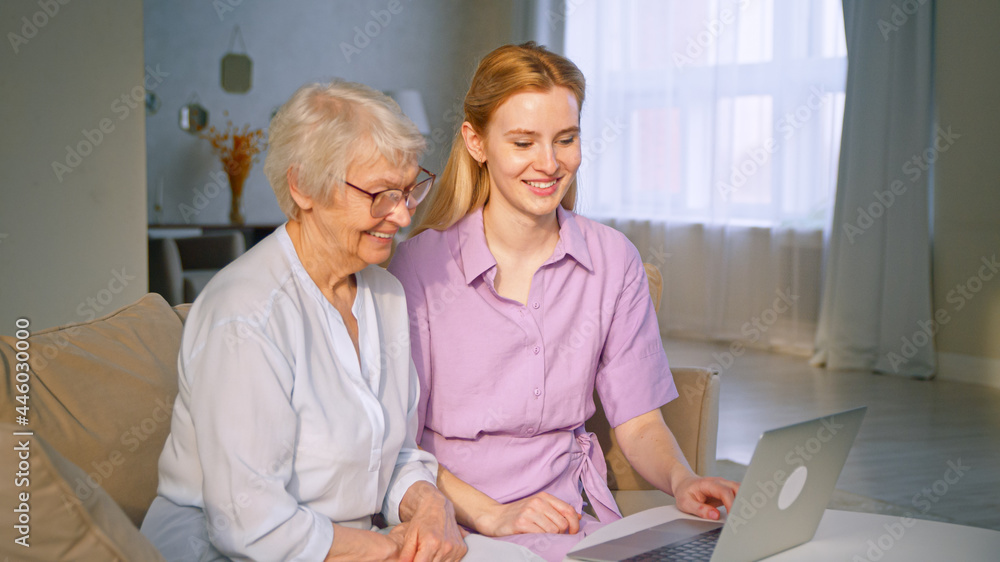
[{"left": 388, "top": 43, "right": 739, "bottom": 561}]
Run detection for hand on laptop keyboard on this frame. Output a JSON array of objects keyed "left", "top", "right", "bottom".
[{"left": 672, "top": 475, "right": 741, "bottom": 521}]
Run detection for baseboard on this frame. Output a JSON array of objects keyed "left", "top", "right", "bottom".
[{"left": 937, "top": 352, "right": 1000, "bottom": 389}]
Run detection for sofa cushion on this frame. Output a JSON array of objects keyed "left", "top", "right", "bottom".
[
  {"left": 0, "top": 293, "right": 184, "bottom": 527},
  {"left": 0, "top": 425, "right": 166, "bottom": 561}
]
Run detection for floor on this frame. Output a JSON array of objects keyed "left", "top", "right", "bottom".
[{"left": 662, "top": 338, "right": 1000, "bottom": 531}]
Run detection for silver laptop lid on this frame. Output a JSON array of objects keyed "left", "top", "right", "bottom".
[{"left": 711, "top": 406, "right": 867, "bottom": 561}]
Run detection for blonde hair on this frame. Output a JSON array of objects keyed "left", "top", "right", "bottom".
[
  {"left": 264, "top": 80, "right": 426, "bottom": 220},
  {"left": 411, "top": 42, "right": 585, "bottom": 236}
]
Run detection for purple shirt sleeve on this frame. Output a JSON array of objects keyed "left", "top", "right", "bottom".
[{"left": 594, "top": 236, "right": 678, "bottom": 428}]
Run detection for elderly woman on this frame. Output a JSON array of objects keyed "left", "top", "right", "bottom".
[{"left": 140, "top": 81, "right": 537, "bottom": 561}]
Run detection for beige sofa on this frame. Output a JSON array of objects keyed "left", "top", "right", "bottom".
[
  {"left": 0, "top": 284, "right": 718, "bottom": 559},
  {"left": 1, "top": 294, "right": 187, "bottom": 560}
]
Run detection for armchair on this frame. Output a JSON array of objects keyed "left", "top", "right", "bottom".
[
  {"left": 588, "top": 264, "right": 721, "bottom": 516},
  {"left": 148, "top": 232, "right": 245, "bottom": 305}
]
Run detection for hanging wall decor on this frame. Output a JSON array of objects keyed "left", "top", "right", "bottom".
[
  {"left": 145, "top": 91, "right": 161, "bottom": 115},
  {"left": 179, "top": 93, "right": 209, "bottom": 133},
  {"left": 221, "top": 26, "right": 253, "bottom": 94}
]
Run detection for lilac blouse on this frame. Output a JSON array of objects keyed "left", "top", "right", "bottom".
[{"left": 388, "top": 207, "right": 677, "bottom": 544}]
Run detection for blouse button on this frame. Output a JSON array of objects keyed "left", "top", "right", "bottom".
[
  {"left": 533, "top": 346, "right": 540, "bottom": 355},
  {"left": 534, "top": 388, "right": 541, "bottom": 397},
  {"left": 532, "top": 302, "right": 540, "bottom": 309}
]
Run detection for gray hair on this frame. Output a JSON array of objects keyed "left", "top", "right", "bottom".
[{"left": 264, "top": 80, "right": 427, "bottom": 220}]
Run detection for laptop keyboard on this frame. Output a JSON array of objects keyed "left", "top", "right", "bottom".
[{"left": 621, "top": 527, "right": 722, "bottom": 561}]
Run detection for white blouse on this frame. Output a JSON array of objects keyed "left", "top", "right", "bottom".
[{"left": 155, "top": 224, "right": 437, "bottom": 561}]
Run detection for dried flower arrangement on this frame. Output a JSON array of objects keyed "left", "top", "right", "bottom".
[{"left": 202, "top": 114, "right": 265, "bottom": 224}]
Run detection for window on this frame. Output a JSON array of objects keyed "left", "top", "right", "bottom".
[{"left": 566, "top": 0, "right": 847, "bottom": 228}]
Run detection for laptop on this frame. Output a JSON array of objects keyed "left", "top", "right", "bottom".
[{"left": 567, "top": 406, "right": 867, "bottom": 562}]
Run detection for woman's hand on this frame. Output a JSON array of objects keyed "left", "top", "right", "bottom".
[
  {"left": 398, "top": 481, "right": 468, "bottom": 562},
  {"left": 478, "top": 492, "right": 582, "bottom": 536},
  {"left": 614, "top": 408, "right": 739, "bottom": 521},
  {"left": 325, "top": 524, "right": 409, "bottom": 562},
  {"left": 672, "top": 475, "right": 740, "bottom": 521}
]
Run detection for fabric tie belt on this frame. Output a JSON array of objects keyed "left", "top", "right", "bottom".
[{"left": 573, "top": 429, "right": 623, "bottom": 523}]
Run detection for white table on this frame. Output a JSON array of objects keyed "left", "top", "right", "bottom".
[{"left": 566, "top": 506, "right": 1000, "bottom": 561}]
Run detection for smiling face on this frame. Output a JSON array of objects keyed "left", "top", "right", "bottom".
[
  {"left": 466, "top": 86, "right": 582, "bottom": 223},
  {"left": 298, "top": 150, "right": 419, "bottom": 270}
]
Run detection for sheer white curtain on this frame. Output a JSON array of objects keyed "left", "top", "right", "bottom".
[{"left": 565, "top": 0, "right": 847, "bottom": 359}]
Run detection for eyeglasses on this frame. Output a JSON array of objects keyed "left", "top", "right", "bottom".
[{"left": 342, "top": 166, "right": 436, "bottom": 218}]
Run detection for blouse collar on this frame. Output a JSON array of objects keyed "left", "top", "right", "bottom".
[{"left": 456, "top": 206, "right": 594, "bottom": 286}]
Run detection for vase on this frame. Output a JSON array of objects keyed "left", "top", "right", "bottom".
[{"left": 227, "top": 170, "right": 248, "bottom": 225}]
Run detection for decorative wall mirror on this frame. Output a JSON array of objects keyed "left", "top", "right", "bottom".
[
  {"left": 145, "top": 91, "right": 161, "bottom": 115},
  {"left": 221, "top": 26, "right": 253, "bottom": 93},
  {"left": 179, "top": 93, "right": 208, "bottom": 133}
]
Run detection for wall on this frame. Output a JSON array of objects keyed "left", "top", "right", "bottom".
[
  {"left": 143, "top": 0, "right": 515, "bottom": 226},
  {"left": 933, "top": 1, "right": 1000, "bottom": 386},
  {"left": 0, "top": 0, "right": 148, "bottom": 332}
]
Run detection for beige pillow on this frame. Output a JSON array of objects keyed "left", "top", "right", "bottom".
[
  {"left": 172, "top": 303, "right": 192, "bottom": 323},
  {"left": 0, "top": 425, "right": 166, "bottom": 561},
  {"left": 0, "top": 293, "right": 184, "bottom": 527}
]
